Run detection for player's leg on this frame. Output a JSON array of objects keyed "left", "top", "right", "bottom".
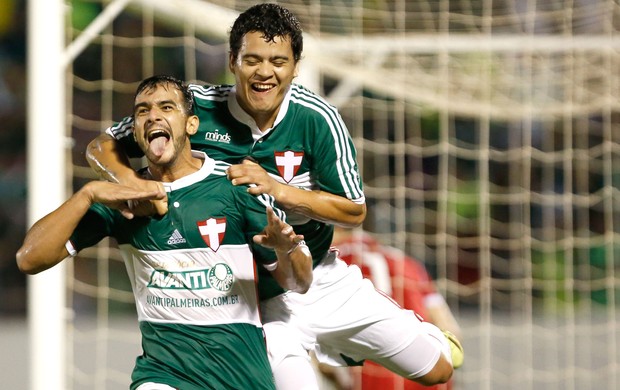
[
  {"left": 302, "top": 260, "right": 455, "bottom": 385},
  {"left": 262, "top": 251, "right": 456, "bottom": 387},
  {"left": 314, "top": 308, "right": 453, "bottom": 385},
  {"left": 371, "top": 320, "right": 454, "bottom": 385},
  {"left": 260, "top": 252, "right": 360, "bottom": 390},
  {"left": 263, "top": 321, "right": 320, "bottom": 390}
]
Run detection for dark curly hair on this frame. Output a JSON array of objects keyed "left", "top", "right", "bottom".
[
  {"left": 229, "top": 3, "right": 303, "bottom": 63},
  {"left": 134, "top": 75, "right": 194, "bottom": 117}
]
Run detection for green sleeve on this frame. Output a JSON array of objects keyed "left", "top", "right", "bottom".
[
  {"left": 69, "top": 203, "right": 116, "bottom": 252},
  {"left": 105, "top": 116, "right": 144, "bottom": 158}
]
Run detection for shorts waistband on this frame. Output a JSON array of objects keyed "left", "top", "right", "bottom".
[{"left": 311, "top": 249, "right": 346, "bottom": 284}]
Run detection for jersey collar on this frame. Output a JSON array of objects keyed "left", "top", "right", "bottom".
[{"left": 161, "top": 150, "right": 216, "bottom": 192}]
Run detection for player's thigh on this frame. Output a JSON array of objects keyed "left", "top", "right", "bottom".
[
  {"left": 289, "top": 261, "right": 401, "bottom": 327},
  {"left": 263, "top": 321, "right": 310, "bottom": 368},
  {"left": 317, "top": 307, "right": 442, "bottom": 379},
  {"left": 264, "top": 321, "right": 319, "bottom": 390},
  {"left": 319, "top": 306, "right": 419, "bottom": 359}
]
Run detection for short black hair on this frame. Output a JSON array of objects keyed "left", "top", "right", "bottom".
[
  {"left": 134, "top": 75, "right": 194, "bottom": 116},
  {"left": 229, "top": 3, "right": 303, "bottom": 62}
]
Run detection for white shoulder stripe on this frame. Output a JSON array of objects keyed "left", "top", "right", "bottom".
[
  {"left": 106, "top": 116, "right": 134, "bottom": 140},
  {"left": 212, "top": 161, "right": 231, "bottom": 176},
  {"left": 289, "top": 87, "right": 363, "bottom": 200},
  {"left": 189, "top": 84, "right": 231, "bottom": 102}
]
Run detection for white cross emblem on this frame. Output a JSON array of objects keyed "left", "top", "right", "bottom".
[
  {"left": 197, "top": 217, "right": 226, "bottom": 252},
  {"left": 275, "top": 150, "right": 304, "bottom": 183}
]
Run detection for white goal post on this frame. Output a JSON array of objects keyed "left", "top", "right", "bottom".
[{"left": 27, "top": 1, "right": 66, "bottom": 389}]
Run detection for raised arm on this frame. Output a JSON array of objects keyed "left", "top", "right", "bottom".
[
  {"left": 16, "top": 181, "right": 165, "bottom": 274},
  {"left": 227, "top": 160, "right": 366, "bottom": 227},
  {"left": 86, "top": 133, "right": 139, "bottom": 185},
  {"left": 253, "top": 207, "right": 313, "bottom": 293}
]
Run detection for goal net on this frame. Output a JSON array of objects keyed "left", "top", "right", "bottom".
[{"left": 55, "top": 0, "right": 620, "bottom": 389}]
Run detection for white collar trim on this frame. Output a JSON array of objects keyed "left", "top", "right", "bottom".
[{"left": 161, "top": 150, "right": 215, "bottom": 192}]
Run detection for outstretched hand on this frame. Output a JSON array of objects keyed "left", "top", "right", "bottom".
[
  {"left": 227, "top": 159, "right": 283, "bottom": 197},
  {"left": 83, "top": 181, "right": 166, "bottom": 219},
  {"left": 253, "top": 207, "right": 303, "bottom": 252}
]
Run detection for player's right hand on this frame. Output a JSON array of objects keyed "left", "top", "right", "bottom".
[
  {"left": 253, "top": 207, "right": 304, "bottom": 252},
  {"left": 83, "top": 181, "right": 166, "bottom": 219},
  {"left": 122, "top": 178, "right": 168, "bottom": 217}
]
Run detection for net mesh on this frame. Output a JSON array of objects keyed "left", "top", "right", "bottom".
[{"left": 65, "top": 1, "right": 619, "bottom": 389}]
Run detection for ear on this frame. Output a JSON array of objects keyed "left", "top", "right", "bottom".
[
  {"left": 228, "top": 53, "right": 236, "bottom": 74},
  {"left": 186, "top": 115, "right": 199, "bottom": 136},
  {"left": 293, "top": 61, "right": 300, "bottom": 78}
]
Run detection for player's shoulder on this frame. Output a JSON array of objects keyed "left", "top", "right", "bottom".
[
  {"left": 189, "top": 83, "right": 232, "bottom": 103},
  {"left": 190, "top": 158, "right": 250, "bottom": 207},
  {"left": 206, "top": 159, "right": 254, "bottom": 195},
  {"left": 288, "top": 84, "right": 340, "bottom": 116},
  {"left": 186, "top": 155, "right": 230, "bottom": 185},
  {"left": 210, "top": 159, "right": 231, "bottom": 177}
]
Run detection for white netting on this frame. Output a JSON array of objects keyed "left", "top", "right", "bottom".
[{"left": 63, "top": 1, "right": 619, "bottom": 389}]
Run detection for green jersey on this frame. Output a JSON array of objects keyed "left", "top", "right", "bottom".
[
  {"left": 108, "top": 84, "right": 365, "bottom": 299},
  {"left": 68, "top": 151, "right": 277, "bottom": 390}
]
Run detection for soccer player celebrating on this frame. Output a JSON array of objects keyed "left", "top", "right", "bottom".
[
  {"left": 86, "top": 4, "right": 463, "bottom": 389},
  {"left": 17, "top": 75, "right": 312, "bottom": 390}
]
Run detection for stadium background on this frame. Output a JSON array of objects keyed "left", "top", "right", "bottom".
[{"left": 0, "top": 0, "right": 618, "bottom": 389}]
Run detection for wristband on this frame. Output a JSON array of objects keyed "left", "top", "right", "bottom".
[
  {"left": 287, "top": 240, "right": 307, "bottom": 255},
  {"left": 263, "top": 261, "right": 278, "bottom": 271}
]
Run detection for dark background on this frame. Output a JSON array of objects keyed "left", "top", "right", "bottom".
[{"left": 0, "top": 0, "right": 27, "bottom": 316}]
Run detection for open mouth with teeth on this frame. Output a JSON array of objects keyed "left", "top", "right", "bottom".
[
  {"left": 252, "top": 83, "right": 275, "bottom": 92},
  {"left": 147, "top": 129, "right": 170, "bottom": 157}
]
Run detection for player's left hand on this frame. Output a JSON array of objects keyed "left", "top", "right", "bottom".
[
  {"left": 227, "top": 159, "right": 284, "bottom": 198},
  {"left": 254, "top": 207, "right": 303, "bottom": 252}
]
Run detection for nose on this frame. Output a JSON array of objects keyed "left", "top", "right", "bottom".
[
  {"left": 255, "top": 60, "right": 273, "bottom": 78},
  {"left": 147, "top": 107, "right": 163, "bottom": 123}
]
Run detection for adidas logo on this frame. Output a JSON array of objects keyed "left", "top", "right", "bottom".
[{"left": 167, "top": 229, "right": 186, "bottom": 245}]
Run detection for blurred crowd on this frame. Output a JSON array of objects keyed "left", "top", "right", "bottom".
[{"left": 0, "top": 0, "right": 26, "bottom": 315}]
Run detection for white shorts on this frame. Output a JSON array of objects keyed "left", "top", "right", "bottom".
[
  {"left": 135, "top": 383, "right": 177, "bottom": 390},
  {"left": 261, "top": 250, "right": 440, "bottom": 378}
]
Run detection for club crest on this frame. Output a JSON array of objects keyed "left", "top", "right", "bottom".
[
  {"left": 274, "top": 150, "right": 304, "bottom": 183},
  {"left": 197, "top": 217, "right": 226, "bottom": 251}
]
